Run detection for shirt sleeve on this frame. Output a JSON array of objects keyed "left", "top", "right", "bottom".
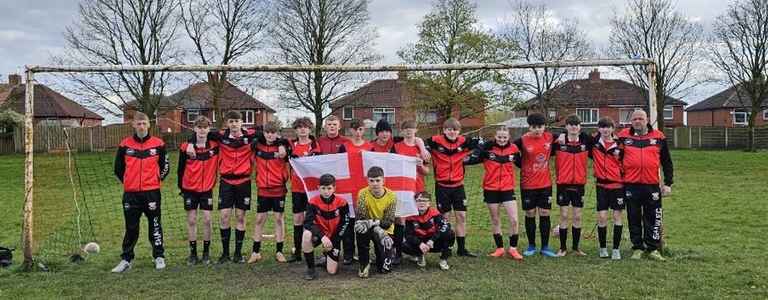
[{"left": 114, "top": 146, "right": 126, "bottom": 183}]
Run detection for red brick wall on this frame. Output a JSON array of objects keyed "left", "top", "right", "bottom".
[
  {"left": 520, "top": 105, "right": 684, "bottom": 128},
  {"left": 688, "top": 108, "right": 768, "bottom": 127}
]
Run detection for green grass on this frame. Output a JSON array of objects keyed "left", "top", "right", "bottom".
[{"left": 0, "top": 150, "right": 767, "bottom": 299}]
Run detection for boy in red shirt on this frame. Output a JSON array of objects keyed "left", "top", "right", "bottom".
[
  {"left": 513, "top": 113, "right": 557, "bottom": 258},
  {"left": 425, "top": 118, "right": 481, "bottom": 257},
  {"left": 287, "top": 117, "right": 320, "bottom": 263},
  {"left": 465, "top": 127, "right": 523, "bottom": 260},
  {"left": 592, "top": 117, "right": 625, "bottom": 260},
  {"left": 302, "top": 174, "right": 350, "bottom": 280},
  {"left": 248, "top": 121, "right": 290, "bottom": 263},
  {"left": 403, "top": 192, "right": 453, "bottom": 270},
  {"left": 177, "top": 116, "right": 218, "bottom": 265},
  {"left": 553, "top": 115, "right": 591, "bottom": 257}
]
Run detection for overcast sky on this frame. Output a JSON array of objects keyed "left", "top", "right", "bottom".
[{"left": 0, "top": 0, "right": 733, "bottom": 121}]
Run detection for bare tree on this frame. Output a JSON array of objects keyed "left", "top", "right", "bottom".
[
  {"left": 60, "top": 0, "right": 181, "bottom": 121},
  {"left": 180, "top": 0, "right": 269, "bottom": 127},
  {"left": 498, "top": 1, "right": 593, "bottom": 118},
  {"left": 710, "top": 0, "right": 768, "bottom": 152},
  {"left": 269, "top": 0, "right": 380, "bottom": 134},
  {"left": 609, "top": 0, "right": 703, "bottom": 129},
  {"left": 398, "top": 0, "right": 516, "bottom": 122}
]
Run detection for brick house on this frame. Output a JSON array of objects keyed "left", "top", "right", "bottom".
[
  {"left": 329, "top": 72, "right": 485, "bottom": 133},
  {"left": 514, "top": 69, "right": 686, "bottom": 127},
  {"left": 0, "top": 74, "right": 103, "bottom": 127},
  {"left": 123, "top": 81, "right": 275, "bottom": 133},
  {"left": 686, "top": 85, "right": 767, "bottom": 127}
]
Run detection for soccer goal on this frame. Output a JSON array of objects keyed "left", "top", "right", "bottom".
[{"left": 18, "top": 58, "right": 659, "bottom": 269}]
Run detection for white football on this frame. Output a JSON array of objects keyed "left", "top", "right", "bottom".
[{"left": 83, "top": 242, "right": 100, "bottom": 254}]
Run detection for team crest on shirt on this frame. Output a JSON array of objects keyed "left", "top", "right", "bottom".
[
  {"left": 126, "top": 148, "right": 135, "bottom": 155},
  {"left": 560, "top": 145, "right": 567, "bottom": 151},
  {"left": 624, "top": 139, "right": 633, "bottom": 145},
  {"left": 148, "top": 202, "right": 157, "bottom": 211},
  {"left": 149, "top": 148, "right": 157, "bottom": 156},
  {"left": 580, "top": 145, "right": 586, "bottom": 151},
  {"left": 650, "top": 139, "right": 657, "bottom": 145}
]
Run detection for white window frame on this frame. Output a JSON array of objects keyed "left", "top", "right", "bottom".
[
  {"left": 618, "top": 108, "right": 643, "bottom": 125},
  {"left": 417, "top": 111, "right": 438, "bottom": 123},
  {"left": 372, "top": 107, "right": 396, "bottom": 123},
  {"left": 732, "top": 110, "right": 748, "bottom": 125},
  {"left": 763, "top": 109, "right": 768, "bottom": 120},
  {"left": 211, "top": 110, "right": 216, "bottom": 122},
  {"left": 343, "top": 106, "right": 354, "bottom": 120},
  {"left": 663, "top": 105, "right": 674, "bottom": 120},
  {"left": 576, "top": 108, "right": 599, "bottom": 124},
  {"left": 186, "top": 109, "right": 200, "bottom": 123},
  {"left": 548, "top": 110, "right": 557, "bottom": 119},
  {"left": 241, "top": 110, "right": 255, "bottom": 125}
]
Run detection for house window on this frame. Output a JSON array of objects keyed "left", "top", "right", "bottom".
[
  {"left": 548, "top": 110, "right": 557, "bottom": 119},
  {"left": 343, "top": 107, "right": 354, "bottom": 120},
  {"left": 619, "top": 108, "right": 644, "bottom": 124},
  {"left": 211, "top": 110, "right": 216, "bottom": 122},
  {"left": 763, "top": 109, "right": 768, "bottom": 120},
  {"left": 417, "top": 111, "right": 438, "bottom": 123},
  {"left": 576, "top": 108, "right": 599, "bottom": 124},
  {"left": 186, "top": 110, "right": 200, "bottom": 123},
  {"left": 733, "top": 110, "right": 748, "bottom": 125},
  {"left": 241, "top": 110, "right": 255, "bottom": 124},
  {"left": 664, "top": 106, "right": 674, "bottom": 120},
  {"left": 372, "top": 108, "right": 396, "bottom": 124}
]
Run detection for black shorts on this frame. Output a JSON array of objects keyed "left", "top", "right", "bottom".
[
  {"left": 596, "top": 186, "right": 626, "bottom": 211},
  {"left": 521, "top": 187, "right": 552, "bottom": 210},
  {"left": 557, "top": 185, "right": 585, "bottom": 208},
  {"left": 218, "top": 181, "right": 251, "bottom": 210},
  {"left": 256, "top": 196, "right": 286, "bottom": 213},
  {"left": 483, "top": 190, "right": 516, "bottom": 204},
  {"left": 435, "top": 185, "right": 467, "bottom": 213},
  {"left": 291, "top": 192, "right": 309, "bottom": 214},
  {"left": 182, "top": 190, "right": 214, "bottom": 211}
]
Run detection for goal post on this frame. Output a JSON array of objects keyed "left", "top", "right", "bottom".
[{"left": 21, "top": 58, "right": 657, "bottom": 269}]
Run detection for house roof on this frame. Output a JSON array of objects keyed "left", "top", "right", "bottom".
[
  {"left": 0, "top": 83, "right": 103, "bottom": 120},
  {"left": 161, "top": 81, "right": 275, "bottom": 112},
  {"left": 330, "top": 79, "right": 409, "bottom": 108},
  {"left": 686, "top": 85, "right": 768, "bottom": 112},
  {"left": 523, "top": 70, "right": 687, "bottom": 109}
]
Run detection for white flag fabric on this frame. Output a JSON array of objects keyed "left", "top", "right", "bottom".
[{"left": 289, "top": 151, "right": 419, "bottom": 218}]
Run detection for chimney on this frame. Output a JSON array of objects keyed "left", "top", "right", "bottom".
[
  {"left": 8, "top": 74, "right": 21, "bottom": 86},
  {"left": 588, "top": 68, "right": 600, "bottom": 81},
  {"left": 397, "top": 70, "right": 408, "bottom": 82}
]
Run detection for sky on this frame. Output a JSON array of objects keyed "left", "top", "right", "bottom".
[{"left": 0, "top": 0, "right": 733, "bottom": 122}]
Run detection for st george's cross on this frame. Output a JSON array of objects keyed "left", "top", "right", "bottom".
[{"left": 290, "top": 151, "right": 420, "bottom": 217}]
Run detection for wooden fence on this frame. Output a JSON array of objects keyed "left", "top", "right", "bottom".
[{"left": 1, "top": 125, "right": 766, "bottom": 155}]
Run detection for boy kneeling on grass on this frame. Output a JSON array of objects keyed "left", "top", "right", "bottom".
[
  {"left": 402, "top": 192, "right": 453, "bottom": 270},
  {"left": 302, "top": 174, "right": 350, "bottom": 280}
]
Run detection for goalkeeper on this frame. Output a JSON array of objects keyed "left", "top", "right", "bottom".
[{"left": 354, "top": 166, "right": 396, "bottom": 278}]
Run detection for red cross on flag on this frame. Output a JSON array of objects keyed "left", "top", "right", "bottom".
[{"left": 290, "top": 151, "right": 420, "bottom": 217}]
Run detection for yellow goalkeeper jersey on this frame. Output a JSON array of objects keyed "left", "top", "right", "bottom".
[{"left": 356, "top": 187, "right": 396, "bottom": 235}]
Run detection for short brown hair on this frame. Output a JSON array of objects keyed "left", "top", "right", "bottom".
[
  {"left": 349, "top": 119, "right": 365, "bottom": 130},
  {"left": 325, "top": 115, "right": 341, "bottom": 124},
  {"left": 263, "top": 121, "right": 280, "bottom": 133},
  {"left": 367, "top": 166, "right": 384, "bottom": 178},
  {"left": 400, "top": 120, "right": 417, "bottom": 130},
  {"left": 443, "top": 118, "right": 461, "bottom": 130},
  {"left": 319, "top": 174, "right": 336, "bottom": 186},
  {"left": 292, "top": 117, "right": 313, "bottom": 129},
  {"left": 224, "top": 110, "right": 242, "bottom": 121},
  {"left": 598, "top": 117, "right": 615, "bottom": 128},
  {"left": 565, "top": 114, "right": 581, "bottom": 126},
  {"left": 415, "top": 191, "right": 431, "bottom": 202},
  {"left": 193, "top": 116, "right": 211, "bottom": 127},
  {"left": 132, "top": 111, "right": 149, "bottom": 122}
]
